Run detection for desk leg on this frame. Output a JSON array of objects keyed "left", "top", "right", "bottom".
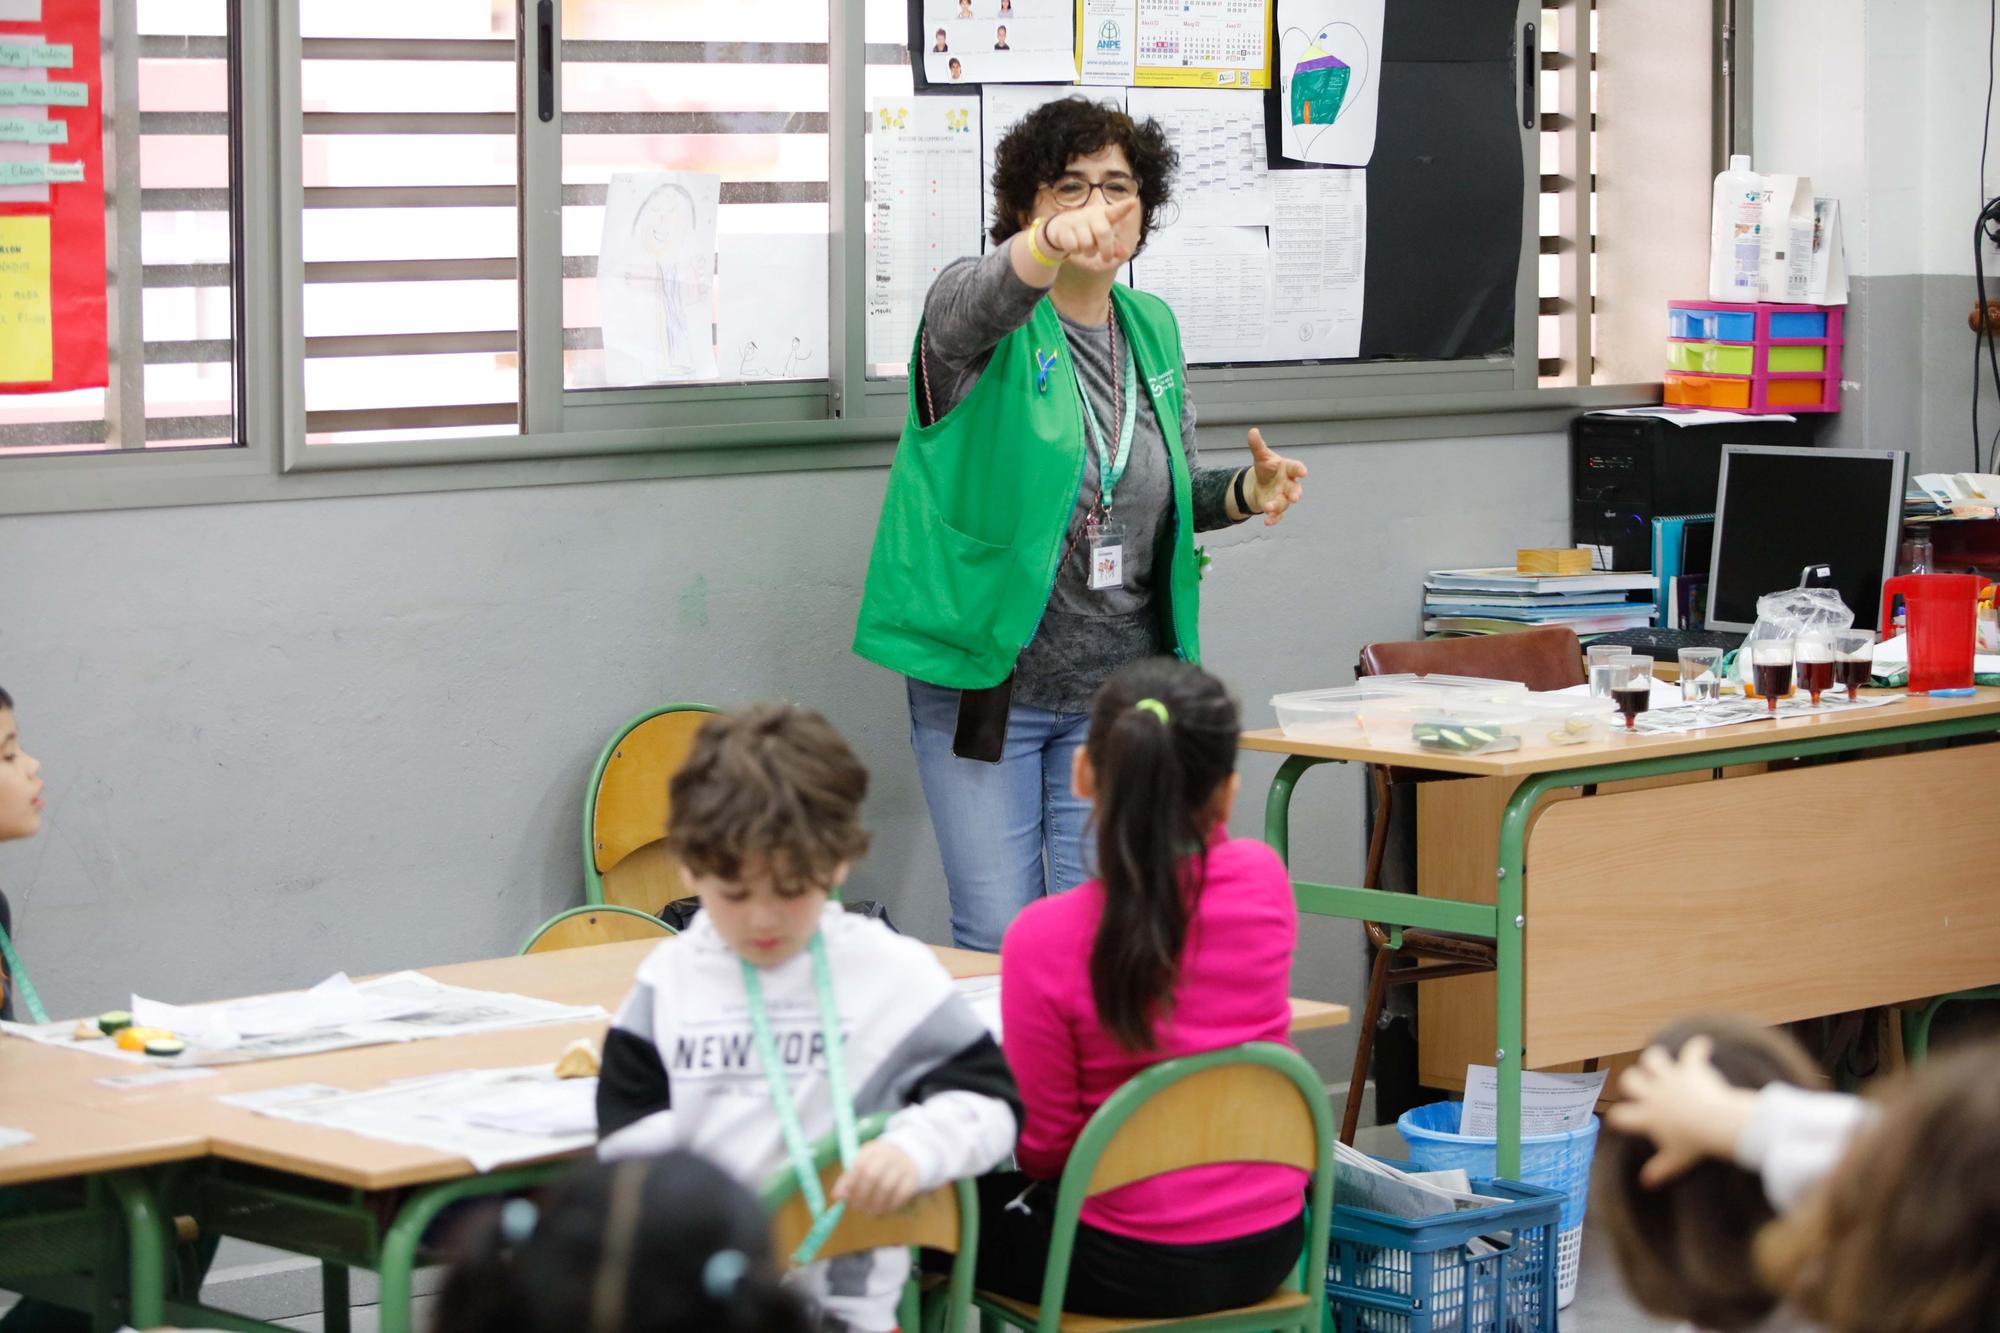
[
  {"left": 103, "top": 1174, "right": 166, "bottom": 1333},
  {"left": 321, "top": 1264, "right": 351, "bottom": 1333},
  {"left": 1493, "top": 786, "right": 1537, "bottom": 1181},
  {"left": 1264, "top": 755, "right": 1331, "bottom": 865}
]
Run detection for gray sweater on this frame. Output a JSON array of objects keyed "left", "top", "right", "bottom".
[{"left": 921, "top": 245, "right": 1243, "bottom": 713}]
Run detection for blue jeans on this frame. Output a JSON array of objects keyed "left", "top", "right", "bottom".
[{"left": 906, "top": 678, "right": 1094, "bottom": 951}]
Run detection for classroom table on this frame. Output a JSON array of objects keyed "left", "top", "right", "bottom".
[
  {"left": 1243, "top": 687, "right": 2000, "bottom": 1177},
  {"left": 1, "top": 938, "right": 1346, "bottom": 1331}
]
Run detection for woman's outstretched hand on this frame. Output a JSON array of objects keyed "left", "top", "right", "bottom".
[
  {"left": 1042, "top": 198, "right": 1140, "bottom": 273},
  {"left": 1243, "top": 429, "right": 1308, "bottom": 526}
]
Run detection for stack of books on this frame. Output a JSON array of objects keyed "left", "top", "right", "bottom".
[{"left": 1423, "top": 567, "right": 1659, "bottom": 636}]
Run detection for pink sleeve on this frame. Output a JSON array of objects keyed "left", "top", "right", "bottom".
[{"left": 1001, "top": 908, "right": 1088, "bottom": 1181}]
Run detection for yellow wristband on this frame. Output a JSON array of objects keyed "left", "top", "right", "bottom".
[{"left": 1026, "top": 218, "right": 1065, "bottom": 269}]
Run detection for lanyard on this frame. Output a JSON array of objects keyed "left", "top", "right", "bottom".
[
  {"left": 0, "top": 919, "right": 47, "bottom": 1024},
  {"left": 741, "top": 932, "right": 860, "bottom": 1266},
  {"left": 1063, "top": 312, "right": 1138, "bottom": 514}
]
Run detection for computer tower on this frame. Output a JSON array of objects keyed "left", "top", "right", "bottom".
[{"left": 1571, "top": 413, "right": 1813, "bottom": 572}]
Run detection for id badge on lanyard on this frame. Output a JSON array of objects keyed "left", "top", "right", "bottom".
[{"left": 1086, "top": 519, "right": 1126, "bottom": 592}]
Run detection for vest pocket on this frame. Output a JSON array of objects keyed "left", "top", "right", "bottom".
[{"left": 926, "top": 519, "right": 1015, "bottom": 655}]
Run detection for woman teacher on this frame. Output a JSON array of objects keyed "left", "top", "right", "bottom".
[{"left": 854, "top": 98, "right": 1309, "bottom": 951}]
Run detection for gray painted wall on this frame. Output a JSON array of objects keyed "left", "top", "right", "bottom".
[{"left": 0, "top": 429, "right": 1570, "bottom": 1086}]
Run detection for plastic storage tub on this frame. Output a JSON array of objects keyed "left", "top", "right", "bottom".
[
  {"left": 1398, "top": 1102, "right": 1602, "bottom": 1309},
  {"left": 1517, "top": 693, "right": 1618, "bottom": 747},
  {"left": 1358, "top": 698, "right": 1536, "bottom": 755},
  {"left": 1325, "top": 1168, "right": 1563, "bottom": 1333},
  {"left": 1272, "top": 684, "right": 1428, "bottom": 742},
  {"left": 1365, "top": 673, "right": 1529, "bottom": 699}
]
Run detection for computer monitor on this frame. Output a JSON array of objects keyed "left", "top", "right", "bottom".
[{"left": 1704, "top": 445, "right": 1908, "bottom": 634}]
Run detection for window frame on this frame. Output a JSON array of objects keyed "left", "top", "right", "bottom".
[{"left": 2, "top": 0, "right": 1685, "bottom": 517}]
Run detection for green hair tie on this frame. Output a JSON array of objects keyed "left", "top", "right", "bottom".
[{"left": 1134, "top": 698, "right": 1170, "bottom": 724}]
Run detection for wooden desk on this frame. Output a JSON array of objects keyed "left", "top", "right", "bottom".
[
  {"left": 3, "top": 937, "right": 1344, "bottom": 1332},
  {"left": 1244, "top": 688, "right": 2000, "bottom": 1175}
]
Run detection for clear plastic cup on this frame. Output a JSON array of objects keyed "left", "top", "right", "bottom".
[
  {"left": 1832, "top": 629, "right": 1877, "bottom": 701},
  {"left": 1678, "top": 647, "right": 1724, "bottom": 711},
  {"left": 1587, "top": 643, "right": 1629, "bottom": 698}
]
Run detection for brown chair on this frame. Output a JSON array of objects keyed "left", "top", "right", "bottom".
[{"left": 1341, "top": 626, "right": 1590, "bottom": 1145}]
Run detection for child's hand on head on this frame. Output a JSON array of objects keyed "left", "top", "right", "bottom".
[
  {"left": 832, "top": 1140, "right": 920, "bottom": 1215},
  {"left": 1606, "top": 1035, "right": 1762, "bottom": 1187}
]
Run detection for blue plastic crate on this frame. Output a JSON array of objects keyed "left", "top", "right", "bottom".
[{"left": 1325, "top": 1169, "right": 1563, "bottom": 1333}]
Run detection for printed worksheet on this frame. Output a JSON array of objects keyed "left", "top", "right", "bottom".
[
  {"left": 1131, "top": 224, "right": 1273, "bottom": 363},
  {"left": 1266, "top": 167, "right": 1364, "bottom": 359},
  {"left": 1126, "top": 86, "right": 1270, "bottom": 229},
  {"left": 1276, "top": 0, "right": 1384, "bottom": 165},
  {"left": 922, "top": 0, "right": 1076, "bottom": 86},
  {"left": 868, "top": 95, "right": 983, "bottom": 367}
]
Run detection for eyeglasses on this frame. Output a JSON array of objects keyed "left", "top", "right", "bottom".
[{"left": 1048, "top": 175, "right": 1139, "bottom": 209}]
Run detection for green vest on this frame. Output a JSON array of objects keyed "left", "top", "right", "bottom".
[{"left": 853, "top": 285, "right": 1202, "bottom": 690}]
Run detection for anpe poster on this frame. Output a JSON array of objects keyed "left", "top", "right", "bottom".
[{"left": 0, "top": 0, "right": 107, "bottom": 393}]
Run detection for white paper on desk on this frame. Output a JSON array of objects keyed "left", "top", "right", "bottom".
[
  {"left": 1131, "top": 225, "right": 1272, "bottom": 363},
  {"left": 1276, "top": 0, "right": 1383, "bottom": 166},
  {"left": 425, "top": 1076, "right": 600, "bottom": 1137},
  {"left": 716, "top": 233, "right": 827, "bottom": 382},
  {"left": 97, "top": 1067, "right": 217, "bottom": 1091},
  {"left": 0, "top": 1126, "right": 31, "bottom": 1151},
  {"left": 1871, "top": 634, "right": 2000, "bottom": 677},
  {"left": 1127, "top": 88, "right": 1270, "bottom": 229},
  {"left": 597, "top": 172, "right": 721, "bottom": 387},
  {"left": 1587, "top": 406, "right": 1798, "bottom": 429},
  {"left": 1266, "top": 168, "right": 1365, "bottom": 360},
  {"left": 1552, "top": 680, "right": 1683, "bottom": 710},
  {"left": 241, "top": 1067, "right": 598, "bottom": 1173},
  {"left": 981, "top": 86, "right": 1126, "bottom": 240},
  {"left": 868, "top": 95, "right": 983, "bottom": 368},
  {"left": 1460, "top": 1066, "right": 1606, "bottom": 1139},
  {"left": 953, "top": 975, "right": 1003, "bottom": 1039},
  {"left": 12, "top": 973, "right": 605, "bottom": 1067},
  {"left": 221, "top": 1083, "right": 346, "bottom": 1112}
]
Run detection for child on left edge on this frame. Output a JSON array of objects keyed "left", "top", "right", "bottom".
[{"left": 595, "top": 703, "right": 1021, "bottom": 1333}]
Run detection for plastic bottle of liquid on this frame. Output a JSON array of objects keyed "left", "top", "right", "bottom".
[{"left": 1708, "top": 154, "right": 1763, "bottom": 301}]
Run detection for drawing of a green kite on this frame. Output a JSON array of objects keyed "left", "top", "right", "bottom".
[{"left": 1289, "top": 45, "right": 1351, "bottom": 125}]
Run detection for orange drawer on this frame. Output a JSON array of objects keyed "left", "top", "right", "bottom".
[
  {"left": 1765, "top": 378, "right": 1828, "bottom": 407},
  {"left": 1663, "top": 373, "right": 1752, "bottom": 409}
]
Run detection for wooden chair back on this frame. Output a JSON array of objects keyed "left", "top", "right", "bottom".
[
  {"left": 587, "top": 705, "right": 719, "bottom": 911},
  {"left": 521, "top": 905, "right": 674, "bottom": 954},
  {"left": 1083, "top": 1061, "right": 1319, "bottom": 1196},
  {"left": 770, "top": 1160, "right": 967, "bottom": 1259}
]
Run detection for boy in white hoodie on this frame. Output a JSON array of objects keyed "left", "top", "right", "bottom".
[{"left": 596, "top": 703, "right": 1020, "bottom": 1333}]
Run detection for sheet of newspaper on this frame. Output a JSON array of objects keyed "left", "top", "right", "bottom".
[
  {"left": 1629, "top": 690, "right": 1896, "bottom": 736},
  {"left": 222, "top": 1066, "right": 598, "bottom": 1172},
  {"left": 1, "top": 971, "right": 605, "bottom": 1067},
  {"left": 1333, "top": 1141, "right": 1508, "bottom": 1220}
]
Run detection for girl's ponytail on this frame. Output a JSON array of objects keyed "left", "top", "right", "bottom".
[{"left": 1086, "top": 659, "right": 1241, "bottom": 1051}]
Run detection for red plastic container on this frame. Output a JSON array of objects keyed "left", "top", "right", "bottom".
[{"left": 1880, "top": 574, "right": 1980, "bottom": 693}]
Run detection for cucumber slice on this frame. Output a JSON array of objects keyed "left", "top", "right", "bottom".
[
  {"left": 143, "top": 1038, "right": 186, "bottom": 1058},
  {"left": 1462, "top": 727, "right": 1497, "bottom": 745},
  {"left": 1411, "top": 724, "right": 1442, "bottom": 743},
  {"left": 1437, "top": 727, "right": 1468, "bottom": 748},
  {"left": 98, "top": 1010, "right": 133, "bottom": 1035}
]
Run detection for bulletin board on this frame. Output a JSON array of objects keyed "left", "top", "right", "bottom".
[{"left": 899, "top": 0, "right": 1522, "bottom": 368}]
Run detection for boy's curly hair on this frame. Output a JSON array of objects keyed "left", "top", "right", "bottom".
[
  {"left": 665, "top": 704, "right": 870, "bottom": 894},
  {"left": 987, "top": 96, "right": 1178, "bottom": 249}
]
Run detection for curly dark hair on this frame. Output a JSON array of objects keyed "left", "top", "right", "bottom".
[{"left": 987, "top": 97, "right": 1178, "bottom": 249}]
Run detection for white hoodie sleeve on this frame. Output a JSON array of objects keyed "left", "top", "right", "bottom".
[
  {"left": 880, "top": 1087, "right": 1019, "bottom": 1192},
  {"left": 1733, "top": 1083, "right": 1878, "bottom": 1212}
]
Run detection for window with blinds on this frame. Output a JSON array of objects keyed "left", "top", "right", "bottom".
[
  {"left": 0, "top": 0, "right": 237, "bottom": 458},
  {"left": 559, "top": 0, "right": 830, "bottom": 392},
  {"left": 299, "top": 0, "right": 519, "bottom": 444},
  {"left": 1537, "top": 1, "right": 1593, "bottom": 388}
]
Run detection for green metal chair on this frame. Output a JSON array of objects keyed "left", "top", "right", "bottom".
[
  {"left": 761, "top": 1112, "right": 981, "bottom": 1333},
  {"left": 971, "top": 1042, "right": 1334, "bottom": 1333},
  {"left": 518, "top": 904, "right": 675, "bottom": 954},
  {"left": 1902, "top": 986, "right": 2000, "bottom": 1064},
  {"left": 582, "top": 703, "right": 721, "bottom": 910}
]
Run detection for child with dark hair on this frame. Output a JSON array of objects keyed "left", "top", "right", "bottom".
[
  {"left": 0, "top": 684, "right": 43, "bottom": 1027},
  {"left": 595, "top": 703, "right": 1019, "bottom": 1333},
  {"left": 1593, "top": 1017, "right": 1820, "bottom": 1332},
  {"left": 954, "top": 659, "right": 1304, "bottom": 1319},
  {"left": 435, "top": 1151, "right": 814, "bottom": 1333}
]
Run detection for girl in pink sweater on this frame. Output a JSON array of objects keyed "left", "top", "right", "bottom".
[{"left": 974, "top": 658, "right": 1306, "bottom": 1318}]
